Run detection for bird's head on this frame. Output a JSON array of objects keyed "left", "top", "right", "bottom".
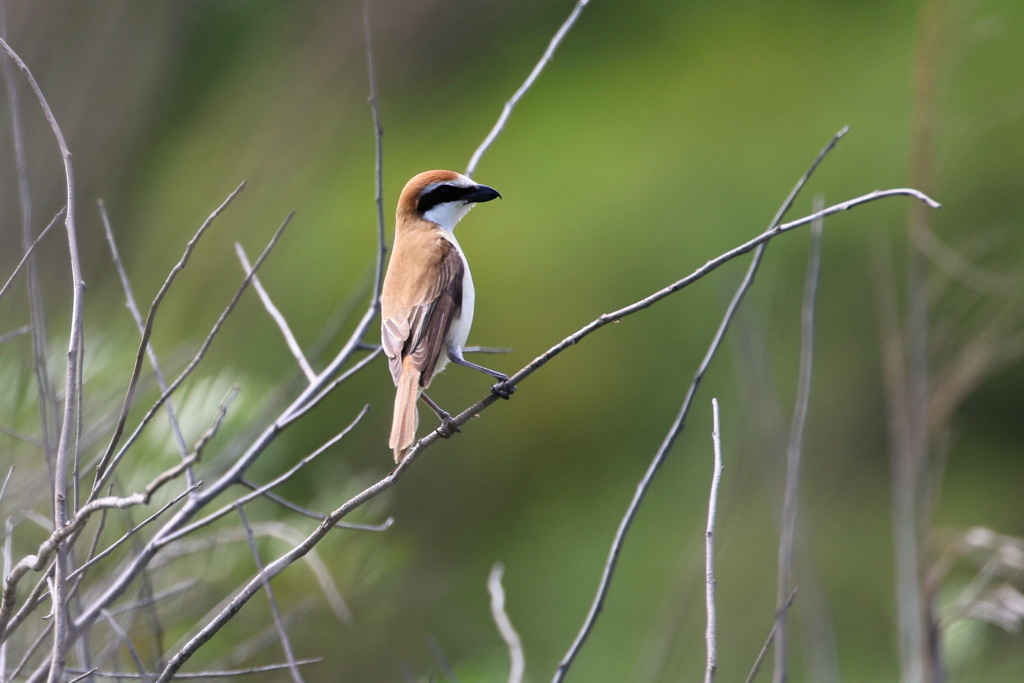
[{"left": 397, "top": 170, "right": 501, "bottom": 231}]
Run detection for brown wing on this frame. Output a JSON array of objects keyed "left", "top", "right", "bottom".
[{"left": 381, "top": 236, "right": 463, "bottom": 388}]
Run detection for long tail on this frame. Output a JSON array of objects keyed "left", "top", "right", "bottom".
[{"left": 390, "top": 356, "right": 421, "bottom": 462}]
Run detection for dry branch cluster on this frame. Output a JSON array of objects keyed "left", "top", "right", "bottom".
[{"left": 7, "top": 4, "right": 1004, "bottom": 682}]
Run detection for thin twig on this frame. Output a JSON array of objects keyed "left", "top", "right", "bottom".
[
  {"left": 0, "top": 325, "right": 30, "bottom": 345},
  {"left": 9, "top": 620, "right": 52, "bottom": 680},
  {"left": 488, "top": 563, "right": 525, "bottom": 683},
  {"left": 2, "top": 517, "right": 11, "bottom": 675},
  {"left": 551, "top": 128, "right": 855, "bottom": 683},
  {"left": 705, "top": 399, "right": 724, "bottom": 683},
  {"left": 279, "top": 348, "right": 381, "bottom": 427},
  {"left": 92, "top": 181, "right": 247, "bottom": 488},
  {"left": 99, "top": 199, "right": 196, "bottom": 487},
  {"left": 2, "top": 14, "right": 58, "bottom": 476},
  {"left": 70, "top": 283, "right": 381, "bottom": 646},
  {"left": 94, "top": 210, "right": 292, "bottom": 493},
  {"left": 108, "top": 580, "right": 199, "bottom": 617},
  {"left": 363, "top": 0, "right": 387, "bottom": 300},
  {"left": 2, "top": 481, "right": 199, "bottom": 638},
  {"left": 65, "top": 659, "right": 323, "bottom": 679},
  {"left": 237, "top": 482, "right": 394, "bottom": 531},
  {"left": 100, "top": 609, "right": 150, "bottom": 680},
  {"left": 66, "top": 483, "right": 202, "bottom": 583},
  {"left": 161, "top": 406, "right": 369, "bottom": 545},
  {"left": 773, "top": 196, "right": 824, "bottom": 683},
  {"left": 0, "top": 209, "right": 62, "bottom": 302},
  {"left": 746, "top": 589, "right": 799, "bottom": 683},
  {"left": 237, "top": 506, "right": 303, "bottom": 683},
  {"left": 0, "top": 36, "right": 84, "bottom": 683},
  {"left": 2, "top": 561, "right": 52, "bottom": 645},
  {"left": 466, "top": 0, "right": 591, "bottom": 178},
  {"left": 154, "top": 167, "right": 934, "bottom": 679},
  {"left": 235, "top": 243, "right": 316, "bottom": 382}
]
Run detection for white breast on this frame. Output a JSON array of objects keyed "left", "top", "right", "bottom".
[{"left": 436, "top": 230, "right": 474, "bottom": 374}]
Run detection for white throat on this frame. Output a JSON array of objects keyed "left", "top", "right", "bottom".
[{"left": 423, "top": 201, "right": 475, "bottom": 232}]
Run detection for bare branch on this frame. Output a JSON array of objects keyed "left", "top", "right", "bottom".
[
  {"left": 161, "top": 406, "right": 369, "bottom": 545},
  {"left": 94, "top": 210, "right": 293, "bottom": 493},
  {"left": 488, "top": 563, "right": 525, "bottom": 683},
  {"left": 2, "top": 480, "right": 198, "bottom": 641},
  {"left": 466, "top": 0, "right": 591, "bottom": 178},
  {"left": 236, "top": 506, "right": 303, "bottom": 683},
  {"left": 550, "top": 128, "right": 856, "bottom": 683},
  {"left": 746, "top": 589, "right": 799, "bottom": 683},
  {"left": 0, "top": 209, "right": 62, "bottom": 303},
  {"left": 100, "top": 609, "right": 149, "bottom": 679},
  {"left": 0, "top": 325, "right": 30, "bottom": 346},
  {"left": 2, "top": 15, "right": 58, "bottom": 466},
  {"left": 66, "top": 483, "right": 202, "bottom": 584},
  {"left": 66, "top": 659, "right": 323, "bottom": 679},
  {"left": 237, "top": 482, "right": 394, "bottom": 532},
  {"left": 280, "top": 348, "right": 381, "bottom": 427},
  {"left": 463, "top": 345, "right": 513, "bottom": 354},
  {"left": 0, "top": 466, "right": 12, "bottom": 505},
  {"left": 9, "top": 620, "right": 52, "bottom": 680},
  {"left": 108, "top": 580, "right": 199, "bottom": 618},
  {"left": 92, "top": 181, "right": 247, "bottom": 486},
  {"left": 705, "top": 399, "right": 724, "bottom": 683},
  {"left": 99, "top": 199, "right": 196, "bottom": 486},
  {"left": 0, "top": 35, "right": 85, "bottom": 682},
  {"left": 363, "top": 0, "right": 387, "bottom": 300},
  {"left": 235, "top": 243, "right": 316, "bottom": 382}
]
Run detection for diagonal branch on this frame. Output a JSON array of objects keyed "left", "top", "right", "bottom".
[
  {"left": 549, "top": 128, "right": 875, "bottom": 682},
  {"left": 236, "top": 506, "right": 303, "bottom": 683},
  {"left": 466, "top": 0, "right": 592, "bottom": 178},
  {"left": 99, "top": 199, "right": 196, "bottom": 488},
  {"left": 92, "top": 181, "right": 247, "bottom": 488},
  {"left": 93, "top": 210, "right": 292, "bottom": 493},
  {"left": 155, "top": 131, "right": 940, "bottom": 681},
  {"left": 235, "top": 243, "right": 316, "bottom": 382},
  {"left": 0, "top": 210, "right": 62, "bottom": 303}
]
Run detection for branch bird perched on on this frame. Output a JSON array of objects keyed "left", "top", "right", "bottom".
[{"left": 381, "top": 170, "right": 513, "bottom": 462}]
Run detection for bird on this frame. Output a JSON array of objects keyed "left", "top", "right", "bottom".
[{"left": 380, "top": 170, "right": 513, "bottom": 462}]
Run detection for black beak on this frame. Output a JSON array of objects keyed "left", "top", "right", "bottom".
[{"left": 463, "top": 184, "right": 501, "bottom": 203}]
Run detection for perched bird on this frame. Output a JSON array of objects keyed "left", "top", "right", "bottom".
[{"left": 381, "top": 170, "right": 512, "bottom": 462}]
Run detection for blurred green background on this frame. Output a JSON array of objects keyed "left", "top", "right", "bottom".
[{"left": 2, "top": 0, "right": 1023, "bottom": 680}]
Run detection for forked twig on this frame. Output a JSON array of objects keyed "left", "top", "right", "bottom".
[
  {"left": 92, "top": 181, "right": 247, "bottom": 488},
  {"left": 94, "top": 210, "right": 292, "bottom": 492},
  {"left": 99, "top": 199, "right": 196, "bottom": 486},
  {"left": 550, "top": 128, "right": 861, "bottom": 682}
]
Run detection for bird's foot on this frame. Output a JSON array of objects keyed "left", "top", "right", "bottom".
[
  {"left": 437, "top": 411, "right": 462, "bottom": 438},
  {"left": 491, "top": 376, "right": 516, "bottom": 400}
]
